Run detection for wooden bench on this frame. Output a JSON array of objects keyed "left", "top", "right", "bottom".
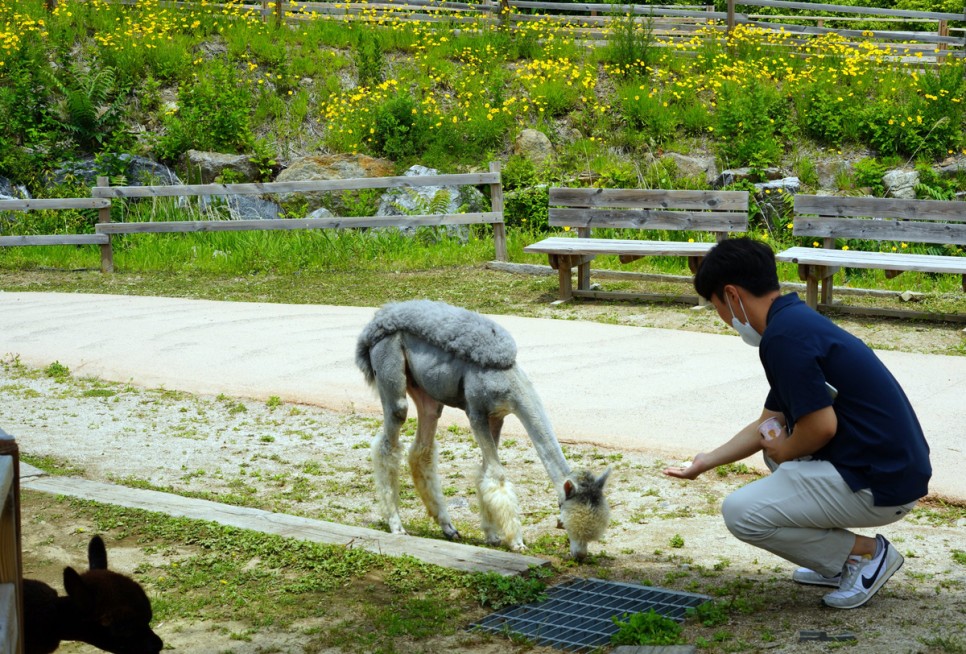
[
  {"left": 775, "top": 194, "right": 966, "bottom": 320},
  {"left": 524, "top": 187, "right": 749, "bottom": 302},
  {"left": 91, "top": 163, "right": 507, "bottom": 273}
]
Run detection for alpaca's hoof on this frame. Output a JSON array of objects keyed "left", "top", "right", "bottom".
[
  {"left": 388, "top": 518, "right": 407, "bottom": 535},
  {"left": 484, "top": 534, "right": 502, "bottom": 547},
  {"left": 442, "top": 525, "right": 461, "bottom": 541},
  {"left": 509, "top": 539, "right": 527, "bottom": 552}
]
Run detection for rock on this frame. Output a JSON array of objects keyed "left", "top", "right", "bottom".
[
  {"left": 754, "top": 177, "right": 800, "bottom": 226},
  {"left": 0, "top": 176, "right": 29, "bottom": 200},
  {"left": 274, "top": 154, "right": 395, "bottom": 211},
  {"left": 713, "top": 167, "right": 783, "bottom": 187},
  {"left": 305, "top": 207, "right": 334, "bottom": 220},
  {"left": 899, "top": 290, "right": 923, "bottom": 303},
  {"left": 662, "top": 152, "right": 717, "bottom": 185},
  {"left": 754, "top": 177, "right": 800, "bottom": 194},
  {"left": 375, "top": 165, "right": 488, "bottom": 243},
  {"left": 197, "top": 194, "right": 281, "bottom": 220},
  {"left": 814, "top": 159, "right": 851, "bottom": 190},
  {"left": 883, "top": 169, "right": 919, "bottom": 199},
  {"left": 49, "top": 154, "right": 181, "bottom": 188},
  {"left": 513, "top": 128, "right": 554, "bottom": 165},
  {"left": 934, "top": 155, "right": 966, "bottom": 176},
  {"left": 182, "top": 150, "right": 259, "bottom": 184}
]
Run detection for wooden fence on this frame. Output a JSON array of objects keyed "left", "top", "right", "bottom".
[
  {"left": 1, "top": 166, "right": 506, "bottom": 273},
  {"left": 271, "top": 0, "right": 965, "bottom": 60}
]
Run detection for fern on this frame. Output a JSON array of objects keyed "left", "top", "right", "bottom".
[{"left": 47, "top": 64, "right": 126, "bottom": 151}]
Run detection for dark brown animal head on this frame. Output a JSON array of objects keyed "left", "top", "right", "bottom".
[{"left": 24, "top": 535, "right": 163, "bottom": 654}]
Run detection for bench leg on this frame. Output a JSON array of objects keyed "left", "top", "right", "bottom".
[
  {"left": 557, "top": 263, "right": 574, "bottom": 301},
  {"left": 577, "top": 260, "right": 591, "bottom": 292}
]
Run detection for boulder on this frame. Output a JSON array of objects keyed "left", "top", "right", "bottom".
[
  {"left": 0, "top": 176, "right": 29, "bottom": 200},
  {"left": 934, "top": 154, "right": 966, "bottom": 177},
  {"left": 49, "top": 154, "right": 181, "bottom": 188},
  {"left": 882, "top": 169, "right": 919, "bottom": 199},
  {"left": 274, "top": 153, "right": 395, "bottom": 212},
  {"left": 197, "top": 195, "right": 281, "bottom": 221},
  {"left": 662, "top": 153, "right": 717, "bottom": 185},
  {"left": 754, "top": 177, "right": 800, "bottom": 227},
  {"left": 375, "top": 165, "right": 488, "bottom": 242},
  {"left": 182, "top": 150, "right": 259, "bottom": 184},
  {"left": 713, "top": 167, "right": 783, "bottom": 187},
  {"left": 513, "top": 129, "right": 554, "bottom": 165}
]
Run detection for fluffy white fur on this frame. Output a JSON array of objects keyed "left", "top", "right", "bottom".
[{"left": 357, "top": 300, "right": 611, "bottom": 559}]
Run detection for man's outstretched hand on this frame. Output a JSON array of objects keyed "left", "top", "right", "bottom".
[{"left": 663, "top": 453, "right": 711, "bottom": 480}]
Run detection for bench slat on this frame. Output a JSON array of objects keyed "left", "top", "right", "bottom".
[
  {"left": 550, "top": 208, "right": 748, "bottom": 231},
  {"left": 550, "top": 187, "right": 750, "bottom": 211},
  {"left": 96, "top": 212, "right": 504, "bottom": 234},
  {"left": 0, "top": 234, "right": 109, "bottom": 246},
  {"left": 795, "top": 195, "right": 966, "bottom": 222},
  {"left": 776, "top": 246, "right": 966, "bottom": 274},
  {"left": 524, "top": 236, "right": 717, "bottom": 257},
  {"left": 793, "top": 217, "right": 966, "bottom": 245}
]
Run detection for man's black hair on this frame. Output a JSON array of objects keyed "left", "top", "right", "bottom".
[{"left": 693, "top": 237, "right": 780, "bottom": 301}]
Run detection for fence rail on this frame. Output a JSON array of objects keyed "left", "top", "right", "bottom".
[{"left": 0, "top": 165, "right": 508, "bottom": 272}]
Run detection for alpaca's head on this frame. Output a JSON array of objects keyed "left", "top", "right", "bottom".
[{"left": 559, "top": 468, "right": 611, "bottom": 561}]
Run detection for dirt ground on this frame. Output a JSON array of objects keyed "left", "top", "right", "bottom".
[
  {"left": 0, "top": 330, "right": 966, "bottom": 654},
  {"left": 4, "top": 300, "right": 965, "bottom": 654}
]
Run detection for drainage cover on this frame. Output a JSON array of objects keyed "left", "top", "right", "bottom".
[{"left": 470, "top": 577, "right": 711, "bottom": 652}]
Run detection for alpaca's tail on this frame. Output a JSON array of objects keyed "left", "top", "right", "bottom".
[{"left": 355, "top": 337, "right": 376, "bottom": 386}]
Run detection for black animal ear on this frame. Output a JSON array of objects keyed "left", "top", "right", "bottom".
[
  {"left": 563, "top": 478, "right": 576, "bottom": 499},
  {"left": 63, "top": 566, "right": 93, "bottom": 606},
  {"left": 88, "top": 535, "right": 108, "bottom": 571}
]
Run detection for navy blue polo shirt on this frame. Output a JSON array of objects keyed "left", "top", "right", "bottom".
[{"left": 760, "top": 293, "right": 931, "bottom": 506}]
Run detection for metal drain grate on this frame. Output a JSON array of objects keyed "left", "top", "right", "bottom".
[{"left": 470, "top": 578, "right": 710, "bottom": 652}]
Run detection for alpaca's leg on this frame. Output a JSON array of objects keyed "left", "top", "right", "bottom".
[
  {"left": 408, "top": 386, "right": 460, "bottom": 541},
  {"left": 471, "top": 413, "right": 525, "bottom": 551},
  {"left": 369, "top": 337, "right": 409, "bottom": 535}
]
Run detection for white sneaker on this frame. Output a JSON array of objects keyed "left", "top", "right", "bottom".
[
  {"left": 792, "top": 567, "right": 842, "bottom": 587},
  {"left": 823, "top": 534, "right": 904, "bottom": 609}
]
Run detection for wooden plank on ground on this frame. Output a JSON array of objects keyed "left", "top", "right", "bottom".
[{"left": 22, "top": 476, "right": 548, "bottom": 576}]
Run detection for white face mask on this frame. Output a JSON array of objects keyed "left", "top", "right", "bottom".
[{"left": 726, "top": 294, "right": 762, "bottom": 348}]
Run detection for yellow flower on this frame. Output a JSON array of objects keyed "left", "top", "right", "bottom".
[{"left": 842, "top": 245, "right": 850, "bottom": 251}]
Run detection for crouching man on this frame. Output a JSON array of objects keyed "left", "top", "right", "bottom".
[{"left": 664, "top": 237, "right": 931, "bottom": 609}]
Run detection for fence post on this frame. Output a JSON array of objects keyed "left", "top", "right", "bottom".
[
  {"left": 95, "top": 176, "right": 114, "bottom": 274},
  {"left": 44, "top": 0, "right": 57, "bottom": 10},
  {"left": 488, "top": 161, "right": 508, "bottom": 262},
  {"left": 261, "top": 0, "right": 268, "bottom": 23},
  {"left": 726, "top": 0, "right": 735, "bottom": 34},
  {"left": 937, "top": 20, "right": 948, "bottom": 61},
  {"left": 500, "top": 0, "right": 510, "bottom": 30},
  {"left": 275, "top": 0, "right": 283, "bottom": 27}
]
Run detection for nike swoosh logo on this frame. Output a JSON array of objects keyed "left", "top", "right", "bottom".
[{"left": 861, "top": 550, "right": 888, "bottom": 589}]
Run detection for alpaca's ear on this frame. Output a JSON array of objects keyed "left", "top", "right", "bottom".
[
  {"left": 88, "top": 535, "right": 108, "bottom": 570},
  {"left": 563, "top": 478, "right": 576, "bottom": 500},
  {"left": 63, "top": 566, "right": 93, "bottom": 605}
]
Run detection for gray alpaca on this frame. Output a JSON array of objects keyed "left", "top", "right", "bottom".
[{"left": 356, "top": 299, "right": 611, "bottom": 559}]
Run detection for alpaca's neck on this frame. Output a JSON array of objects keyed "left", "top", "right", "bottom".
[
  {"left": 53, "top": 596, "right": 90, "bottom": 644},
  {"left": 508, "top": 366, "right": 573, "bottom": 500}
]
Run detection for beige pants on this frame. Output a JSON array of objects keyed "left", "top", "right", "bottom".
[{"left": 721, "top": 458, "right": 917, "bottom": 577}]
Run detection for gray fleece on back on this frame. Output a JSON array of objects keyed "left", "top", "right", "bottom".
[{"left": 356, "top": 300, "right": 517, "bottom": 380}]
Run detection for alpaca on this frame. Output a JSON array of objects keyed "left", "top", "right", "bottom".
[
  {"left": 355, "top": 299, "right": 611, "bottom": 560},
  {"left": 22, "top": 535, "right": 163, "bottom": 654}
]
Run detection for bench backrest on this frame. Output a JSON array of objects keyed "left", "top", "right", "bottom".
[
  {"left": 793, "top": 194, "right": 966, "bottom": 247},
  {"left": 548, "top": 187, "right": 749, "bottom": 238}
]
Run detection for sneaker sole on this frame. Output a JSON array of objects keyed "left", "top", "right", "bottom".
[
  {"left": 793, "top": 575, "right": 841, "bottom": 588},
  {"left": 823, "top": 551, "right": 904, "bottom": 609}
]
